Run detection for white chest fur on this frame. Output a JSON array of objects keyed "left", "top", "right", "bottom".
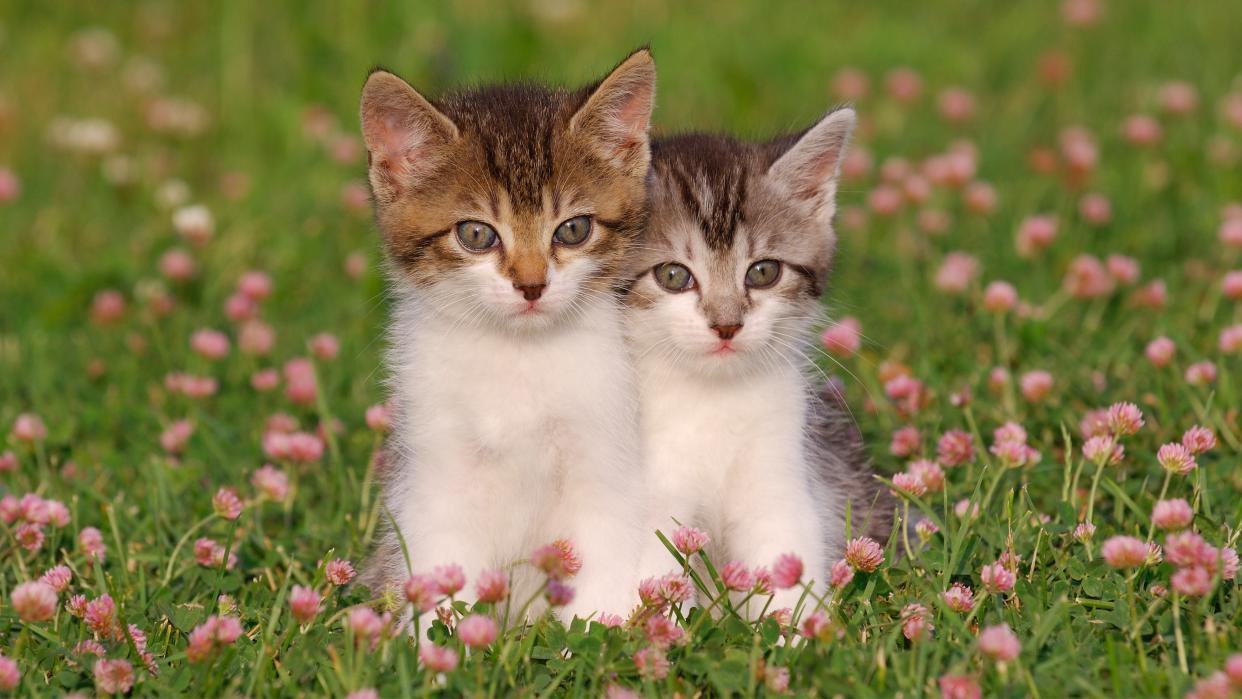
[
  {"left": 635, "top": 359, "right": 832, "bottom": 612},
  {"left": 383, "top": 294, "right": 646, "bottom": 620}
]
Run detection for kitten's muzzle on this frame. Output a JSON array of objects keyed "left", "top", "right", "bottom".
[{"left": 514, "top": 282, "right": 547, "bottom": 302}]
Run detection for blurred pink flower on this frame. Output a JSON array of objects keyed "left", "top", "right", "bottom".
[
  {"left": 909, "top": 459, "right": 945, "bottom": 492},
  {"left": 1145, "top": 336, "right": 1176, "bottom": 367},
  {"left": 251, "top": 368, "right": 280, "bottom": 392},
  {"left": 159, "top": 248, "right": 197, "bottom": 281},
  {"left": 457, "top": 614, "right": 498, "bottom": 648},
  {"left": 432, "top": 564, "right": 466, "bottom": 596},
  {"left": 889, "top": 426, "right": 921, "bottom": 457},
  {"left": 980, "top": 561, "right": 1015, "bottom": 593},
  {"left": 982, "top": 281, "right": 1018, "bottom": 312},
  {"left": 79, "top": 526, "right": 106, "bottom": 563},
  {"left": 1152, "top": 499, "right": 1194, "bottom": 530},
  {"left": 1080, "top": 193, "right": 1113, "bottom": 224},
  {"left": 239, "top": 321, "right": 276, "bottom": 356},
  {"left": 84, "top": 594, "right": 116, "bottom": 636},
  {"left": 1019, "top": 370, "right": 1054, "bottom": 402},
  {"left": 1220, "top": 219, "right": 1242, "bottom": 248},
  {"left": 212, "top": 488, "right": 243, "bottom": 520},
  {"left": 634, "top": 647, "right": 669, "bottom": 680},
  {"left": 901, "top": 603, "right": 933, "bottom": 641},
  {"left": 1220, "top": 324, "right": 1242, "bottom": 354},
  {"left": 1223, "top": 271, "right": 1242, "bottom": 300},
  {"left": 404, "top": 575, "right": 438, "bottom": 613},
  {"left": 1016, "top": 215, "right": 1058, "bottom": 257},
  {"left": 831, "top": 67, "right": 869, "bottom": 100},
  {"left": 0, "top": 654, "right": 18, "bottom": 691},
  {"left": 0, "top": 167, "right": 21, "bottom": 204},
  {"left": 475, "top": 569, "right": 510, "bottom": 603},
  {"left": 190, "top": 329, "right": 230, "bottom": 360},
  {"left": 11, "top": 581, "right": 58, "bottom": 622},
  {"left": 160, "top": 419, "right": 194, "bottom": 454},
  {"left": 937, "top": 87, "right": 976, "bottom": 123},
  {"left": 770, "top": 553, "right": 803, "bottom": 589},
  {"left": 867, "top": 185, "right": 903, "bottom": 216},
  {"left": 721, "top": 561, "right": 755, "bottom": 592},
  {"left": 39, "top": 565, "right": 72, "bottom": 593},
  {"left": 1121, "top": 114, "right": 1161, "bottom": 146},
  {"left": 845, "top": 537, "right": 884, "bottom": 572},
  {"left": 934, "top": 252, "right": 980, "bottom": 294},
  {"left": 251, "top": 465, "right": 290, "bottom": 501},
  {"left": 94, "top": 658, "right": 135, "bottom": 695},
  {"left": 325, "top": 558, "right": 356, "bottom": 586},
  {"left": 892, "top": 472, "right": 928, "bottom": 497},
  {"left": 978, "top": 623, "right": 1021, "bottom": 662},
  {"left": 419, "top": 643, "right": 459, "bottom": 672},
  {"left": 885, "top": 67, "right": 922, "bottom": 103},
  {"left": 943, "top": 583, "right": 975, "bottom": 613},
  {"left": 289, "top": 585, "right": 321, "bottom": 624},
  {"left": 962, "top": 181, "right": 997, "bottom": 215},
  {"left": 1181, "top": 426, "right": 1216, "bottom": 455},
  {"left": 1064, "top": 254, "right": 1114, "bottom": 298},
  {"left": 309, "top": 333, "right": 340, "bottom": 361},
  {"left": 544, "top": 580, "right": 575, "bottom": 607},
  {"left": 1159, "top": 81, "right": 1198, "bottom": 116},
  {"left": 224, "top": 293, "right": 257, "bottom": 322},
  {"left": 11, "top": 413, "right": 47, "bottom": 443},
  {"left": 1185, "top": 361, "right": 1217, "bottom": 386},
  {"left": 238, "top": 270, "right": 273, "bottom": 301},
  {"left": 821, "top": 317, "right": 862, "bottom": 358},
  {"left": 1106, "top": 402, "right": 1144, "bottom": 436},
  {"left": 938, "top": 674, "right": 981, "bottom": 699},
  {"left": 1101, "top": 536, "right": 1147, "bottom": 568},
  {"left": 90, "top": 290, "right": 126, "bottom": 325},
  {"left": 672, "top": 526, "right": 710, "bottom": 555},
  {"left": 1171, "top": 566, "right": 1213, "bottom": 597},
  {"left": 936, "top": 431, "right": 974, "bottom": 467},
  {"left": 1083, "top": 436, "right": 1123, "bottom": 466},
  {"left": 1105, "top": 254, "right": 1139, "bottom": 285},
  {"left": 1157, "top": 442, "right": 1196, "bottom": 475},
  {"left": 1061, "top": 0, "right": 1102, "bottom": 26},
  {"left": 829, "top": 558, "right": 855, "bottom": 588}
]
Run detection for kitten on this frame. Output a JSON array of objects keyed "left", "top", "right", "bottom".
[
  {"left": 357, "top": 49, "right": 656, "bottom": 623},
  {"left": 625, "top": 109, "right": 894, "bottom": 615}
]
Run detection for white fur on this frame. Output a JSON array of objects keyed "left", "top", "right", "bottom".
[
  {"left": 627, "top": 246, "right": 840, "bottom": 617},
  {"left": 384, "top": 260, "right": 646, "bottom": 624}
]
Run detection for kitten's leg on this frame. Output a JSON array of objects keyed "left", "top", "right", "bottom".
[
  {"left": 721, "top": 458, "right": 827, "bottom": 621},
  {"left": 547, "top": 460, "right": 647, "bottom": 622},
  {"left": 391, "top": 458, "right": 497, "bottom": 633}
]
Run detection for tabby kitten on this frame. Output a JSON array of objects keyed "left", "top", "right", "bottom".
[
  {"left": 358, "top": 50, "right": 656, "bottom": 622},
  {"left": 626, "top": 109, "right": 893, "bottom": 614}
]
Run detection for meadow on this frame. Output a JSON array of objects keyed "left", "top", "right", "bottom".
[{"left": 2, "top": 0, "right": 1241, "bottom": 696}]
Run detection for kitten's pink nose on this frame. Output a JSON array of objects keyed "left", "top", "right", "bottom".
[
  {"left": 712, "top": 323, "right": 742, "bottom": 340},
  {"left": 515, "top": 282, "right": 546, "bottom": 302}
]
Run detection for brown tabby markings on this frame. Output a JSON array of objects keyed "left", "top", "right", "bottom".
[{"left": 367, "top": 82, "right": 647, "bottom": 294}]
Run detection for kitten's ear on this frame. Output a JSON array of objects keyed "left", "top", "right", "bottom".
[
  {"left": 767, "top": 107, "right": 856, "bottom": 222},
  {"left": 359, "top": 70, "right": 458, "bottom": 199},
  {"left": 570, "top": 48, "right": 657, "bottom": 176}
]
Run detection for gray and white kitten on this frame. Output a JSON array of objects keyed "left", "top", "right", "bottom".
[{"left": 626, "top": 109, "right": 894, "bottom": 614}]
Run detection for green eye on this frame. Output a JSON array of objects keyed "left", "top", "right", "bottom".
[
  {"left": 653, "top": 262, "right": 695, "bottom": 292},
  {"left": 745, "top": 260, "right": 781, "bottom": 288},
  {"left": 455, "top": 221, "right": 499, "bottom": 251},
  {"left": 553, "top": 215, "right": 592, "bottom": 246}
]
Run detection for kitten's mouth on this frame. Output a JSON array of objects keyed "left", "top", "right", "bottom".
[
  {"left": 519, "top": 301, "right": 541, "bottom": 315},
  {"left": 710, "top": 341, "right": 736, "bottom": 356}
]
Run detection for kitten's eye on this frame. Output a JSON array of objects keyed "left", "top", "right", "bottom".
[
  {"left": 745, "top": 260, "right": 782, "bottom": 288},
  {"left": 552, "top": 215, "right": 593, "bottom": 246},
  {"left": 653, "top": 262, "right": 695, "bottom": 292},
  {"left": 455, "top": 221, "right": 499, "bottom": 252}
]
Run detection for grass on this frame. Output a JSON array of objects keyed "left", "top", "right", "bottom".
[{"left": 2, "top": 0, "right": 1241, "bottom": 696}]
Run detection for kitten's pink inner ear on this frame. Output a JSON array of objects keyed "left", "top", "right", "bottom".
[
  {"left": 771, "top": 108, "right": 856, "bottom": 202},
  {"left": 571, "top": 50, "right": 657, "bottom": 172},
  {"left": 360, "top": 71, "right": 457, "bottom": 193}
]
